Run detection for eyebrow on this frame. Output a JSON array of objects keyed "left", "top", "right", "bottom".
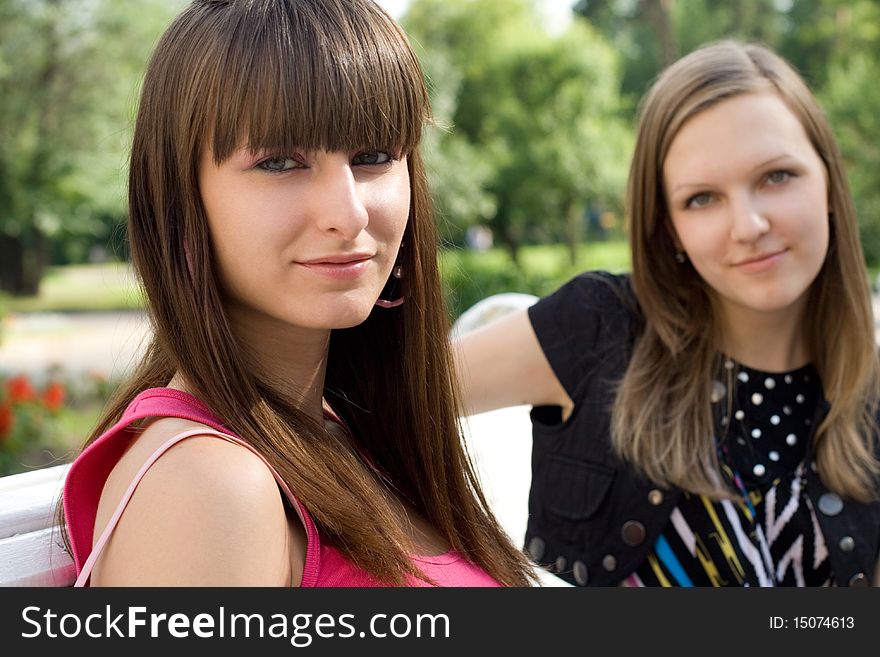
[{"left": 668, "top": 153, "right": 797, "bottom": 195}]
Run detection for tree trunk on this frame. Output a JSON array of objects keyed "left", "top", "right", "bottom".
[
  {"left": 21, "top": 225, "right": 46, "bottom": 296},
  {"left": 498, "top": 227, "right": 521, "bottom": 269},
  {"left": 640, "top": 0, "right": 678, "bottom": 66},
  {"left": 564, "top": 202, "right": 583, "bottom": 267},
  {"left": 0, "top": 235, "right": 25, "bottom": 294},
  {"left": 0, "top": 228, "right": 45, "bottom": 296}
]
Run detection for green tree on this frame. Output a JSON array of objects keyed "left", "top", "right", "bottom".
[
  {"left": 405, "top": 0, "right": 538, "bottom": 248},
  {"left": 820, "top": 29, "right": 880, "bottom": 264},
  {"left": 0, "top": 0, "right": 183, "bottom": 295},
  {"left": 480, "top": 23, "right": 632, "bottom": 264},
  {"left": 405, "top": 0, "right": 631, "bottom": 264},
  {"left": 573, "top": 0, "right": 864, "bottom": 106},
  {"left": 415, "top": 44, "right": 498, "bottom": 246}
]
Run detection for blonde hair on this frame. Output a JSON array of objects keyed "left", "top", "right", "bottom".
[{"left": 614, "top": 40, "right": 880, "bottom": 501}]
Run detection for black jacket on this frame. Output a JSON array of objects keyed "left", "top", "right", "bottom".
[{"left": 524, "top": 272, "right": 880, "bottom": 587}]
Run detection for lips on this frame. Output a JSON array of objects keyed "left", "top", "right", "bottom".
[
  {"left": 732, "top": 249, "right": 787, "bottom": 273},
  {"left": 733, "top": 249, "right": 785, "bottom": 266},
  {"left": 299, "top": 253, "right": 373, "bottom": 265},
  {"left": 296, "top": 253, "right": 374, "bottom": 280}
]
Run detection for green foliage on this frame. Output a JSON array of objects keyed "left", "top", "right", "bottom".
[
  {"left": 440, "top": 241, "right": 631, "bottom": 318},
  {"left": 822, "top": 49, "right": 880, "bottom": 264},
  {"left": 405, "top": 0, "right": 632, "bottom": 259},
  {"left": 482, "top": 22, "right": 632, "bottom": 255},
  {"left": 0, "top": 0, "right": 185, "bottom": 293},
  {"left": 418, "top": 44, "right": 498, "bottom": 245},
  {"left": 407, "top": 0, "right": 539, "bottom": 246},
  {"left": 573, "top": 0, "right": 877, "bottom": 109}
]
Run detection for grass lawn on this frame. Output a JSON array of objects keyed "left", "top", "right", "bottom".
[
  {"left": 2, "top": 262, "right": 145, "bottom": 313},
  {"left": 444, "top": 240, "right": 631, "bottom": 275},
  {"left": 55, "top": 403, "right": 104, "bottom": 450}
]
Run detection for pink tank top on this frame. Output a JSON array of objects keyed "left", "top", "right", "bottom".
[{"left": 62, "top": 388, "right": 501, "bottom": 587}]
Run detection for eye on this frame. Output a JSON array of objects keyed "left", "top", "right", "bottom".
[
  {"left": 766, "top": 170, "right": 793, "bottom": 185},
  {"left": 352, "top": 150, "right": 393, "bottom": 166},
  {"left": 256, "top": 156, "right": 302, "bottom": 173},
  {"left": 685, "top": 192, "right": 714, "bottom": 209}
]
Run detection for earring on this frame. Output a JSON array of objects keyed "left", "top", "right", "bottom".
[
  {"left": 674, "top": 251, "right": 687, "bottom": 264},
  {"left": 375, "top": 245, "right": 405, "bottom": 309}
]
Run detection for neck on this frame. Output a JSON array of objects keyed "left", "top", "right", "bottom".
[
  {"left": 171, "top": 303, "right": 331, "bottom": 423},
  {"left": 717, "top": 299, "right": 810, "bottom": 372}
]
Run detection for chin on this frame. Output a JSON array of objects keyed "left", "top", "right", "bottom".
[
  {"left": 290, "top": 289, "right": 387, "bottom": 329},
  {"left": 740, "top": 288, "right": 808, "bottom": 315},
  {"left": 325, "top": 301, "right": 379, "bottom": 330}
]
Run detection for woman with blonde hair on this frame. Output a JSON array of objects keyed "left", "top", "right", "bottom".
[
  {"left": 456, "top": 40, "right": 880, "bottom": 587},
  {"left": 61, "top": 0, "right": 535, "bottom": 587}
]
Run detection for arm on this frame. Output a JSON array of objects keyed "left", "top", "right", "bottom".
[
  {"left": 453, "top": 308, "right": 572, "bottom": 417},
  {"left": 91, "top": 433, "right": 304, "bottom": 586}
]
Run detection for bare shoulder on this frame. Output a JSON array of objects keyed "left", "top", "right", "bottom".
[{"left": 92, "top": 417, "right": 301, "bottom": 586}]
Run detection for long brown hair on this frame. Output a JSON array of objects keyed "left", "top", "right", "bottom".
[
  {"left": 61, "top": 0, "right": 535, "bottom": 586},
  {"left": 615, "top": 40, "right": 880, "bottom": 501}
]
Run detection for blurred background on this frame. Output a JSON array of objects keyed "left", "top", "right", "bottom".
[{"left": 2, "top": 0, "right": 880, "bottom": 476}]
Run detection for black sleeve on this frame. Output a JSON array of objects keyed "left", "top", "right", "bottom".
[{"left": 527, "top": 271, "right": 635, "bottom": 400}]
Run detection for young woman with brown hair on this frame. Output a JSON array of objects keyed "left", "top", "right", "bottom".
[
  {"left": 61, "top": 0, "right": 535, "bottom": 587},
  {"left": 456, "top": 40, "right": 880, "bottom": 587}
]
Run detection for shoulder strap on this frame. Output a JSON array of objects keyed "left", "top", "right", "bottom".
[{"left": 74, "top": 428, "right": 320, "bottom": 587}]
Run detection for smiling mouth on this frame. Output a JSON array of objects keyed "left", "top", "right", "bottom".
[
  {"left": 735, "top": 250, "right": 785, "bottom": 266},
  {"left": 733, "top": 249, "right": 787, "bottom": 272},
  {"left": 300, "top": 253, "right": 374, "bottom": 265},
  {"left": 297, "top": 256, "right": 373, "bottom": 280}
]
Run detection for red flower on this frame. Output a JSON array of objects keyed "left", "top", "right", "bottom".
[
  {"left": 0, "top": 404, "right": 13, "bottom": 441},
  {"left": 6, "top": 375, "right": 36, "bottom": 403},
  {"left": 42, "top": 381, "right": 66, "bottom": 412}
]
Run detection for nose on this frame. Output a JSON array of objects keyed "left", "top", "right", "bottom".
[
  {"left": 312, "top": 158, "right": 369, "bottom": 240},
  {"left": 728, "top": 193, "right": 769, "bottom": 243}
]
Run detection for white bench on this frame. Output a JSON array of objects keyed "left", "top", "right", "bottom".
[
  {"left": 452, "top": 293, "right": 570, "bottom": 585},
  {"left": 0, "top": 464, "right": 75, "bottom": 586},
  {"left": 0, "top": 293, "right": 562, "bottom": 586}
]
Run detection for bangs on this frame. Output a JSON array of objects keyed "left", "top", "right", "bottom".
[{"left": 207, "top": 0, "right": 429, "bottom": 163}]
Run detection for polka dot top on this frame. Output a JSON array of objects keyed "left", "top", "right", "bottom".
[
  {"left": 714, "top": 358, "right": 819, "bottom": 489},
  {"left": 624, "top": 360, "right": 833, "bottom": 587}
]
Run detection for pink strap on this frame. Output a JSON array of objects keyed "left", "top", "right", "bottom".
[{"left": 74, "top": 428, "right": 314, "bottom": 587}]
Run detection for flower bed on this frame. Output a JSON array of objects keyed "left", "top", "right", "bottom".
[{"left": 0, "top": 371, "right": 113, "bottom": 476}]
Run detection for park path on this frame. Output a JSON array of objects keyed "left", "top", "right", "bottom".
[{"left": 0, "top": 311, "right": 151, "bottom": 383}]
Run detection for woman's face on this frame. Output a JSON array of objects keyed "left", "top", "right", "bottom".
[
  {"left": 663, "top": 91, "right": 830, "bottom": 328},
  {"left": 199, "top": 146, "right": 410, "bottom": 332}
]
